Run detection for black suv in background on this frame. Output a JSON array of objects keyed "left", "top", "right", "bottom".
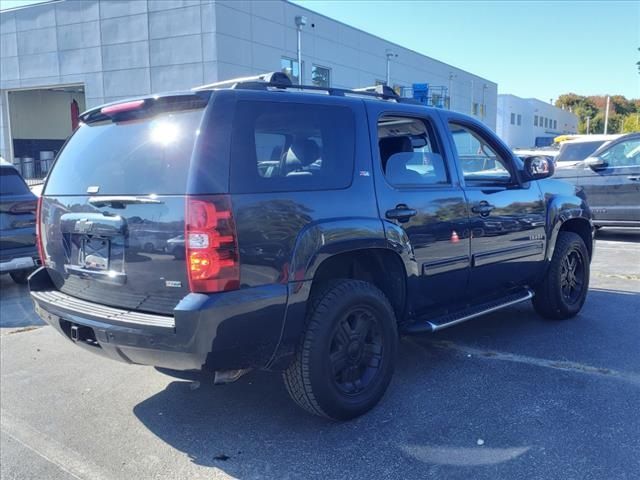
[
  {"left": 30, "top": 73, "right": 593, "bottom": 420},
  {"left": 0, "top": 159, "right": 39, "bottom": 284}
]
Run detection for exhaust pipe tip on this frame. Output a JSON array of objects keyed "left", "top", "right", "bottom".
[{"left": 213, "top": 368, "right": 251, "bottom": 385}]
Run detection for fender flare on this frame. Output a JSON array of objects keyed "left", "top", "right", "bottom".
[
  {"left": 545, "top": 194, "right": 593, "bottom": 261},
  {"left": 267, "top": 217, "right": 416, "bottom": 370}
]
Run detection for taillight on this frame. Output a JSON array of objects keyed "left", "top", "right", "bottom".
[
  {"left": 185, "top": 195, "right": 239, "bottom": 293},
  {"left": 9, "top": 200, "right": 37, "bottom": 214},
  {"left": 36, "top": 196, "right": 46, "bottom": 266}
]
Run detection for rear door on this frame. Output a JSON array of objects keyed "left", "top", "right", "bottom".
[
  {"left": 579, "top": 136, "right": 640, "bottom": 224},
  {"left": 368, "top": 104, "right": 470, "bottom": 314},
  {"left": 443, "top": 117, "right": 546, "bottom": 301},
  {"left": 0, "top": 166, "right": 37, "bottom": 252},
  {"left": 40, "top": 95, "right": 209, "bottom": 315}
]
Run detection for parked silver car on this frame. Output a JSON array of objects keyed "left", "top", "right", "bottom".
[{"left": 554, "top": 133, "right": 640, "bottom": 228}]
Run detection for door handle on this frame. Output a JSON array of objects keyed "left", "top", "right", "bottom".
[
  {"left": 471, "top": 202, "right": 495, "bottom": 216},
  {"left": 628, "top": 176, "right": 640, "bottom": 181},
  {"left": 386, "top": 205, "right": 417, "bottom": 223}
]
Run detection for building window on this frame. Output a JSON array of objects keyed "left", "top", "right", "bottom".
[
  {"left": 473, "top": 103, "right": 479, "bottom": 115},
  {"left": 311, "top": 65, "right": 331, "bottom": 87},
  {"left": 553, "top": 120, "right": 557, "bottom": 129},
  {"left": 510, "top": 113, "right": 515, "bottom": 125},
  {"left": 534, "top": 115, "right": 538, "bottom": 127},
  {"left": 517, "top": 114, "right": 522, "bottom": 126},
  {"left": 480, "top": 104, "right": 486, "bottom": 117},
  {"left": 544, "top": 118, "right": 548, "bottom": 128},
  {"left": 281, "top": 57, "right": 300, "bottom": 84}
]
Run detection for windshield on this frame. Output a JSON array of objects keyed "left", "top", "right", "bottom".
[
  {"left": 45, "top": 109, "right": 204, "bottom": 196},
  {"left": 556, "top": 141, "right": 605, "bottom": 162}
]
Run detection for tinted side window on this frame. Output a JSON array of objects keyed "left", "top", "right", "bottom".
[
  {"left": 378, "top": 115, "right": 449, "bottom": 187},
  {"left": 0, "top": 168, "right": 30, "bottom": 195},
  {"left": 448, "top": 122, "right": 513, "bottom": 184},
  {"left": 230, "top": 101, "right": 355, "bottom": 193}
]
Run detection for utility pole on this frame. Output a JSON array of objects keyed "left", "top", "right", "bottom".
[
  {"left": 586, "top": 116, "right": 590, "bottom": 135},
  {"left": 448, "top": 72, "right": 456, "bottom": 110},
  {"left": 295, "top": 15, "right": 307, "bottom": 85},
  {"left": 482, "top": 83, "right": 488, "bottom": 121},
  {"left": 603, "top": 95, "right": 610, "bottom": 134},
  {"left": 385, "top": 50, "right": 397, "bottom": 86}
]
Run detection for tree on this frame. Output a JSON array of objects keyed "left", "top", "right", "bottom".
[{"left": 622, "top": 114, "right": 640, "bottom": 133}]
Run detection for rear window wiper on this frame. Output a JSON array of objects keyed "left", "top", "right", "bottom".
[{"left": 88, "top": 196, "right": 164, "bottom": 209}]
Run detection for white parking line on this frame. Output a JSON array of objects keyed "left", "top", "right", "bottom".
[
  {"left": 412, "top": 340, "right": 640, "bottom": 387},
  {"left": 1, "top": 409, "right": 110, "bottom": 480}
]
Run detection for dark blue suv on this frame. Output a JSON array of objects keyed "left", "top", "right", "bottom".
[{"left": 29, "top": 73, "right": 593, "bottom": 420}]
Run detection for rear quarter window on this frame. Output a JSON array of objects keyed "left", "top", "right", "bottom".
[
  {"left": 230, "top": 100, "right": 355, "bottom": 193},
  {"left": 557, "top": 141, "right": 605, "bottom": 162},
  {"left": 0, "top": 168, "right": 30, "bottom": 195}
]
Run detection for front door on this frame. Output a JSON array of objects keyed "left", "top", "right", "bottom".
[
  {"left": 579, "top": 136, "right": 640, "bottom": 224},
  {"left": 369, "top": 106, "right": 470, "bottom": 315},
  {"left": 445, "top": 119, "right": 546, "bottom": 301}
]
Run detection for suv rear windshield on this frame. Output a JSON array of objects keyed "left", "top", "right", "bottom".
[
  {"left": 45, "top": 109, "right": 204, "bottom": 196},
  {"left": 0, "top": 168, "right": 30, "bottom": 195},
  {"left": 556, "top": 141, "right": 605, "bottom": 162}
]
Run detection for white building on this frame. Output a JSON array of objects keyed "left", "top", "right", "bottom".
[
  {"left": 0, "top": 0, "right": 497, "bottom": 176},
  {"left": 497, "top": 94, "right": 578, "bottom": 149}
]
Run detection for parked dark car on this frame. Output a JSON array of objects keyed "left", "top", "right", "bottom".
[
  {"left": 29, "top": 73, "right": 594, "bottom": 420},
  {"left": 554, "top": 133, "right": 640, "bottom": 227},
  {"left": 0, "top": 158, "right": 39, "bottom": 283}
]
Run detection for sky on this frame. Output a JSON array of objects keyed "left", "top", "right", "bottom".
[
  {"left": 293, "top": 0, "right": 640, "bottom": 101},
  {"left": 2, "top": 0, "right": 639, "bottom": 102}
]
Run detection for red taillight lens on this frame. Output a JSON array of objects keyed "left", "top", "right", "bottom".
[
  {"left": 36, "top": 196, "right": 46, "bottom": 266},
  {"left": 10, "top": 200, "right": 37, "bottom": 214},
  {"left": 186, "top": 196, "right": 239, "bottom": 293}
]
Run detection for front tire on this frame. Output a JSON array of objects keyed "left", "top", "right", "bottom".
[
  {"left": 10, "top": 269, "right": 32, "bottom": 285},
  {"left": 283, "top": 280, "right": 398, "bottom": 420},
  {"left": 533, "top": 231, "right": 590, "bottom": 320}
]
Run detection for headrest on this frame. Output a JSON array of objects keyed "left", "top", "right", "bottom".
[
  {"left": 379, "top": 136, "right": 413, "bottom": 167},
  {"left": 288, "top": 138, "right": 321, "bottom": 166}
]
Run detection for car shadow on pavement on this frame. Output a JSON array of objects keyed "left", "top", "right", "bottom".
[
  {"left": 132, "top": 288, "right": 639, "bottom": 478},
  {"left": 0, "top": 274, "right": 44, "bottom": 329}
]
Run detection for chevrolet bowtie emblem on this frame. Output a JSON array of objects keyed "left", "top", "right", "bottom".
[{"left": 75, "top": 219, "right": 93, "bottom": 234}]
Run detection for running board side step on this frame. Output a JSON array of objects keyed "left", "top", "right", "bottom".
[{"left": 402, "top": 289, "right": 534, "bottom": 334}]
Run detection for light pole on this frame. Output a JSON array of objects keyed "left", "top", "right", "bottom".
[
  {"left": 586, "top": 116, "right": 591, "bottom": 135},
  {"left": 603, "top": 95, "right": 610, "bottom": 134},
  {"left": 385, "top": 50, "right": 397, "bottom": 86},
  {"left": 482, "top": 83, "right": 488, "bottom": 121},
  {"left": 448, "top": 72, "right": 456, "bottom": 110},
  {"left": 295, "top": 15, "right": 307, "bottom": 85}
]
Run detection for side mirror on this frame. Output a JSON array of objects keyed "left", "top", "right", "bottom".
[
  {"left": 522, "top": 155, "right": 555, "bottom": 181},
  {"left": 584, "top": 156, "right": 606, "bottom": 169}
]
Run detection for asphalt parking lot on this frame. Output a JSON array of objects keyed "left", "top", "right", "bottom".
[{"left": 1, "top": 229, "right": 639, "bottom": 480}]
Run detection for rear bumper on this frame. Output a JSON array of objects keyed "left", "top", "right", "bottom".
[{"left": 29, "top": 267, "right": 287, "bottom": 372}]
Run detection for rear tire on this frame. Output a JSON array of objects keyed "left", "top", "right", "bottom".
[
  {"left": 283, "top": 280, "right": 398, "bottom": 421},
  {"left": 533, "top": 231, "right": 590, "bottom": 320},
  {"left": 10, "top": 269, "right": 31, "bottom": 285}
]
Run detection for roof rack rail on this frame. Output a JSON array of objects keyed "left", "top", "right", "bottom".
[
  {"left": 193, "top": 72, "right": 420, "bottom": 104},
  {"left": 352, "top": 85, "right": 398, "bottom": 98},
  {"left": 193, "top": 71, "right": 292, "bottom": 91}
]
